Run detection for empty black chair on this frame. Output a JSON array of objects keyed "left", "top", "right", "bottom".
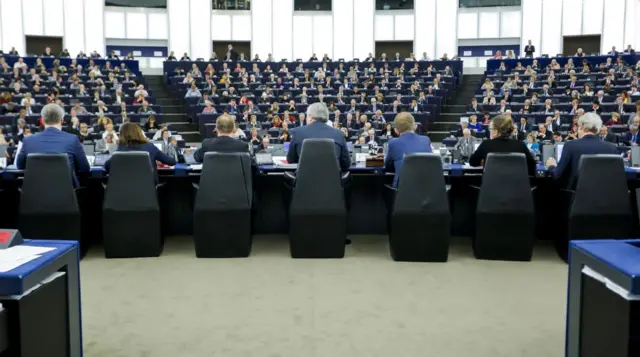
[
  {"left": 387, "top": 154, "right": 451, "bottom": 262},
  {"left": 289, "top": 139, "right": 347, "bottom": 258},
  {"left": 193, "top": 152, "right": 253, "bottom": 258},
  {"left": 18, "top": 154, "right": 82, "bottom": 247},
  {"left": 569, "top": 155, "right": 633, "bottom": 240},
  {"left": 474, "top": 153, "right": 535, "bottom": 261},
  {"left": 103, "top": 152, "right": 162, "bottom": 258}
]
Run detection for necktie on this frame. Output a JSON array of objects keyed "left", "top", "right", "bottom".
[{"left": 634, "top": 134, "right": 637, "bottom": 143}]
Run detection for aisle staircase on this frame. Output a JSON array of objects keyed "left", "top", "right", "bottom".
[
  {"left": 145, "top": 75, "right": 201, "bottom": 145},
  {"left": 429, "top": 74, "right": 484, "bottom": 142}
]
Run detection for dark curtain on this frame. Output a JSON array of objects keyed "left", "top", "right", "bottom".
[
  {"left": 563, "top": 35, "right": 601, "bottom": 57},
  {"left": 25, "top": 36, "right": 63, "bottom": 57},
  {"left": 212, "top": 41, "right": 251, "bottom": 60},
  {"left": 105, "top": 0, "right": 167, "bottom": 8},
  {"left": 374, "top": 41, "right": 414, "bottom": 59}
]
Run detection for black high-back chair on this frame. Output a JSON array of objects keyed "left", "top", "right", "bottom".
[
  {"left": 193, "top": 152, "right": 253, "bottom": 258},
  {"left": 289, "top": 139, "right": 347, "bottom": 258},
  {"left": 103, "top": 152, "right": 162, "bottom": 258},
  {"left": 19, "top": 154, "right": 82, "bottom": 247},
  {"left": 569, "top": 155, "right": 633, "bottom": 240},
  {"left": 388, "top": 154, "right": 451, "bottom": 262},
  {"left": 475, "top": 153, "right": 535, "bottom": 261}
]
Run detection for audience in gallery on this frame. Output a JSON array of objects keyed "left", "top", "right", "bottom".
[
  {"left": 457, "top": 45, "right": 640, "bottom": 158},
  {"left": 0, "top": 45, "right": 163, "bottom": 166},
  {"left": 168, "top": 50, "right": 459, "bottom": 146}
]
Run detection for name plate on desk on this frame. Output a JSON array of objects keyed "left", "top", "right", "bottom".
[{"left": 0, "top": 230, "right": 23, "bottom": 249}]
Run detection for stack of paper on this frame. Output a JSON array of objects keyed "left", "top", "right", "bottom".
[{"left": 0, "top": 246, "right": 55, "bottom": 273}]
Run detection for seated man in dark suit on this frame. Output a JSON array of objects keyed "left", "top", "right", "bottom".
[
  {"left": 546, "top": 113, "right": 618, "bottom": 189},
  {"left": 286, "top": 102, "right": 350, "bottom": 170},
  {"left": 384, "top": 112, "right": 433, "bottom": 187},
  {"left": 16, "top": 104, "right": 90, "bottom": 187},
  {"left": 194, "top": 114, "right": 252, "bottom": 163},
  {"left": 622, "top": 124, "right": 639, "bottom": 146},
  {"left": 599, "top": 125, "right": 618, "bottom": 144}
]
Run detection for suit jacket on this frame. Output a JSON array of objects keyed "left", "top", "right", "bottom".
[
  {"left": 469, "top": 136, "right": 536, "bottom": 176},
  {"left": 286, "top": 121, "right": 350, "bottom": 170},
  {"left": 622, "top": 131, "right": 639, "bottom": 146},
  {"left": 551, "top": 134, "right": 618, "bottom": 189},
  {"left": 384, "top": 132, "right": 432, "bottom": 187},
  {"left": 524, "top": 45, "right": 535, "bottom": 55},
  {"left": 194, "top": 136, "right": 252, "bottom": 163},
  {"left": 599, "top": 132, "right": 618, "bottom": 144},
  {"left": 104, "top": 142, "right": 177, "bottom": 183},
  {"left": 16, "top": 127, "right": 90, "bottom": 187},
  {"left": 467, "top": 104, "right": 483, "bottom": 113}
]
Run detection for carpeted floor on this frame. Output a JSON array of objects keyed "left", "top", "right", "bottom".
[{"left": 79, "top": 236, "right": 568, "bottom": 357}]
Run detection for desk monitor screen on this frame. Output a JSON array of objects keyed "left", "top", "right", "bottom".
[
  {"left": 0, "top": 144, "right": 8, "bottom": 158},
  {"left": 283, "top": 142, "right": 290, "bottom": 152},
  {"left": 83, "top": 144, "right": 95, "bottom": 156},
  {"left": 556, "top": 143, "right": 564, "bottom": 161},
  {"left": 255, "top": 152, "right": 272, "bottom": 165},
  {"left": 347, "top": 142, "right": 353, "bottom": 152}
]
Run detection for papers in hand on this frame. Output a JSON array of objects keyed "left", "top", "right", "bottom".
[{"left": 0, "top": 246, "right": 55, "bottom": 273}]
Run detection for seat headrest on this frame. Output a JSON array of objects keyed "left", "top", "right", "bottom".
[
  {"left": 395, "top": 153, "right": 448, "bottom": 214},
  {"left": 573, "top": 154, "right": 630, "bottom": 214},
  {"left": 21, "top": 153, "right": 78, "bottom": 212},
  {"left": 479, "top": 153, "right": 533, "bottom": 212},
  {"left": 291, "top": 139, "right": 344, "bottom": 211},
  {"left": 198, "top": 152, "right": 252, "bottom": 209},
  {"left": 104, "top": 151, "right": 157, "bottom": 210}
]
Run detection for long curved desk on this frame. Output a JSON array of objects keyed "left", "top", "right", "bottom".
[{"left": 0, "top": 164, "right": 639, "bottom": 240}]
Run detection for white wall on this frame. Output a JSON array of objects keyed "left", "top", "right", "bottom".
[{"left": 519, "top": 0, "right": 639, "bottom": 57}]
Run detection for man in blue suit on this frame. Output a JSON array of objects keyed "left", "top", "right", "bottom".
[
  {"left": 287, "top": 102, "right": 351, "bottom": 170},
  {"left": 545, "top": 112, "right": 618, "bottom": 189},
  {"left": 385, "top": 112, "right": 433, "bottom": 187},
  {"left": 16, "top": 103, "right": 90, "bottom": 186}
]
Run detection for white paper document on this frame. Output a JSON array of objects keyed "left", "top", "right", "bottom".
[
  {"left": 0, "top": 246, "right": 56, "bottom": 273},
  {"left": 0, "top": 255, "right": 40, "bottom": 273}
]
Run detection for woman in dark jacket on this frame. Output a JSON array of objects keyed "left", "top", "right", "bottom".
[
  {"left": 104, "top": 122, "right": 176, "bottom": 182},
  {"left": 469, "top": 115, "right": 537, "bottom": 176}
]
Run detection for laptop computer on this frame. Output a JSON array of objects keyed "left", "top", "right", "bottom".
[
  {"left": 92, "top": 153, "right": 111, "bottom": 166},
  {"left": 255, "top": 152, "right": 273, "bottom": 165},
  {"left": 181, "top": 148, "right": 198, "bottom": 165}
]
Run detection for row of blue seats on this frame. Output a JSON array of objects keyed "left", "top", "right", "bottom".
[
  {"left": 4, "top": 95, "right": 156, "bottom": 105},
  {"left": 469, "top": 103, "right": 635, "bottom": 112},
  {"left": 164, "top": 60, "right": 463, "bottom": 77},
  {"left": 196, "top": 113, "right": 427, "bottom": 136},
  {"left": 486, "top": 72, "right": 632, "bottom": 80},
  {"left": 486, "top": 55, "right": 638, "bottom": 71},
  {"left": 0, "top": 113, "right": 161, "bottom": 126},
  {"left": 2, "top": 56, "right": 140, "bottom": 74},
  {"left": 3, "top": 104, "right": 162, "bottom": 114}
]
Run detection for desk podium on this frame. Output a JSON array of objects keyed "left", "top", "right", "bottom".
[
  {"left": 0, "top": 236, "right": 81, "bottom": 357},
  {"left": 566, "top": 240, "right": 640, "bottom": 357}
]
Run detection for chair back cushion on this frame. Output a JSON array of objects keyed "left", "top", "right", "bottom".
[
  {"left": 394, "top": 153, "right": 448, "bottom": 215},
  {"left": 104, "top": 152, "right": 158, "bottom": 211},
  {"left": 291, "top": 139, "right": 344, "bottom": 212},
  {"left": 20, "top": 153, "right": 78, "bottom": 213},
  {"left": 572, "top": 155, "right": 630, "bottom": 215},
  {"left": 196, "top": 152, "right": 252, "bottom": 210},
  {"left": 478, "top": 153, "right": 534, "bottom": 213}
]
